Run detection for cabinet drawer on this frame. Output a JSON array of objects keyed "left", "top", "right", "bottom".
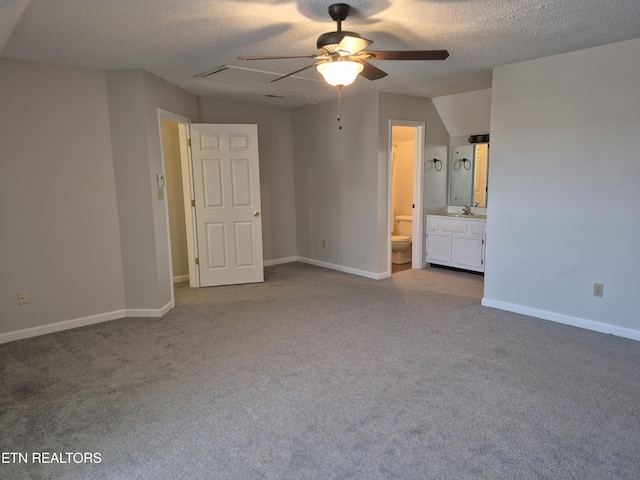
[
  {"left": 469, "top": 223, "right": 485, "bottom": 236},
  {"left": 441, "top": 221, "right": 468, "bottom": 234},
  {"left": 426, "top": 217, "right": 441, "bottom": 231}
]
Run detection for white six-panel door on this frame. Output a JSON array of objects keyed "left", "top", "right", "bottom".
[{"left": 190, "top": 124, "right": 263, "bottom": 287}]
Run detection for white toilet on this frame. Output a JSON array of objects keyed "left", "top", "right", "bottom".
[{"left": 391, "top": 215, "right": 413, "bottom": 264}]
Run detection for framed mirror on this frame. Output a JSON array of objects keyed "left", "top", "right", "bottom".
[{"left": 449, "top": 144, "right": 489, "bottom": 207}]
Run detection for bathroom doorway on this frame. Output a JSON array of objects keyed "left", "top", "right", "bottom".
[{"left": 388, "top": 122, "right": 425, "bottom": 275}]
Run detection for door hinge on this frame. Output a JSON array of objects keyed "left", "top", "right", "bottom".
[
  {"left": 187, "top": 138, "right": 192, "bottom": 147},
  {"left": 191, "top": 199, "right": 196, "bottom": 207},
  {"left": 195, "top": 257, "right": 199, "bottom": 265}
]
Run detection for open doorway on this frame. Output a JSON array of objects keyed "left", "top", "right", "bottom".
[
  {"left": 388, "top": 121, "right": 425, "bottom": 275},
  {"left": 158, "top": 109, "right": 198, "bottom": 295},
  {"left": 160, "top": 117, "right": 189, "bottom": 284}
]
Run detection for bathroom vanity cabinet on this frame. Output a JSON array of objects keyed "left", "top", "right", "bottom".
[{"left": 426, "top": 215, "right": 486, "bottom": 273}]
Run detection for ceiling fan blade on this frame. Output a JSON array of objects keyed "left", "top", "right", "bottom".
[
  {"left": 270, "top": 61, "right": 324, "bottom": 83},
  {"left": 355, "top": 60, "right": 388, "bottom": 81},
  {"left": 238, "top": 54, "right": 318, "bottom": 61},
  {"left": 362, "top": 50, "right": 450, "bottom": 61},
  {"left": 337, "top": 35, "right": 372, "bottom": 55}
]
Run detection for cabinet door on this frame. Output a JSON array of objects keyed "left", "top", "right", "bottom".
[
  {"left": 453, "top": 234, "right": 484, "bottom": 269},
  {"left": 427, "top": 232, "right": 453, "bottom": 263}
]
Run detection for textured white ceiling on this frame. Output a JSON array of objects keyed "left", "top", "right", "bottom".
[{"left": 2, "top": 0, "right": 640, "bottom": 107}]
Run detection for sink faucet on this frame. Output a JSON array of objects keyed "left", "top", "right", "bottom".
[{"left": 462, "top": 205, "right": 472, "bottom": 215}]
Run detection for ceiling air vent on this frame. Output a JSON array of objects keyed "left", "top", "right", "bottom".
[{"left": 195, "top": 65, "right": 324, "bottom": 91}]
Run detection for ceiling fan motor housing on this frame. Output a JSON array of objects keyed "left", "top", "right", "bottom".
[
  {"left": 317, "top": 31, "right": 362, "bottom": 53},
  {"left": 328, "top": 3, "right": 351, "bottom": 22}
]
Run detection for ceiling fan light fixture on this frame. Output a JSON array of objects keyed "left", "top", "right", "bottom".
[{"left": 317, "top": 61, "right": 363, "bottom": 86}]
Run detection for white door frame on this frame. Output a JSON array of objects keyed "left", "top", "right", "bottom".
[
  {"left": 387, "top": 120, "right": 426, "bottom": 273},
  {"left": 157, "top": 109, "right": 199, "bottom": 290}
]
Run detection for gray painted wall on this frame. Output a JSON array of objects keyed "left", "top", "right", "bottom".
[
  {"left": 141, "top": 71, "right": 199, "bottom": 306},
  {"left": 0, "top": 59, "right": 125, "bottom": 335},
  {"left": 292, "top": 92, "right": 380, "bottom": 275},
  {"left": 484, "top": 38, "right": 640, "bottom": 338},
  {"left": 106, "top": 70, "right": 160, "bottom": 310},
  {"left": 106, "top": 69, "right": 198, "bottom": 313},
  {"left": 292, "top": 91, "right": 449, "bottom": 277}
]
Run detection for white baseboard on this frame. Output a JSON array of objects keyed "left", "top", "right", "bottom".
[
  {"left": 0, "top": 301, "right": 175, "bottom": 345},
  {"left": 264, "top": 256, "right": 386, "bottom": 279},
  {"left": 126, "top": 300, "right": 173, "bottom": 318},
  {"left": 263, "top": 256, "right": 389, "bottom": 280},
  {"left": 263, "top": 256, "right": 298, "bottom": 267},
  {"left": 481, "top": 298, "right": 640, "bottom": 341},
  {"left": 296, "top": 256, "right": 383, "bottom": 280},
  {"left": 173, "top": 274, "right": 189, "bottom": 284},
  {"left": 0, "top": 309, "right": 127, "bottom": 344}
]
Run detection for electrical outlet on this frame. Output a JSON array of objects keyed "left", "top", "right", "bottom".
[
  {"left": 17, "top": 292, "right": 29, "bottom": 305},
  {"left": 593, "top": 283, "right": 604, "bottom": 297}
]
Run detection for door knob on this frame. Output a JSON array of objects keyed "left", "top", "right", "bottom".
[{"left": 254, "top": 211, "right": 260, "bottom": 217}]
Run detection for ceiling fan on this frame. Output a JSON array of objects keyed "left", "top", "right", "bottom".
[{"left": 237, "top": 3, "right": 449, "bottom": 87}]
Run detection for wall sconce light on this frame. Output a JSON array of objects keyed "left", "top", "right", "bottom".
[
  {"left": 433, "top": 158, "right": 443, "bottom": 171},
  {"left": 317, "top": 61, "right": 363, "bottom": 86}
]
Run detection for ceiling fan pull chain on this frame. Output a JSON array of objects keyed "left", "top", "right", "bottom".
[{"left": 337, "top": 85, "right": 343, "bottom": 129}]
